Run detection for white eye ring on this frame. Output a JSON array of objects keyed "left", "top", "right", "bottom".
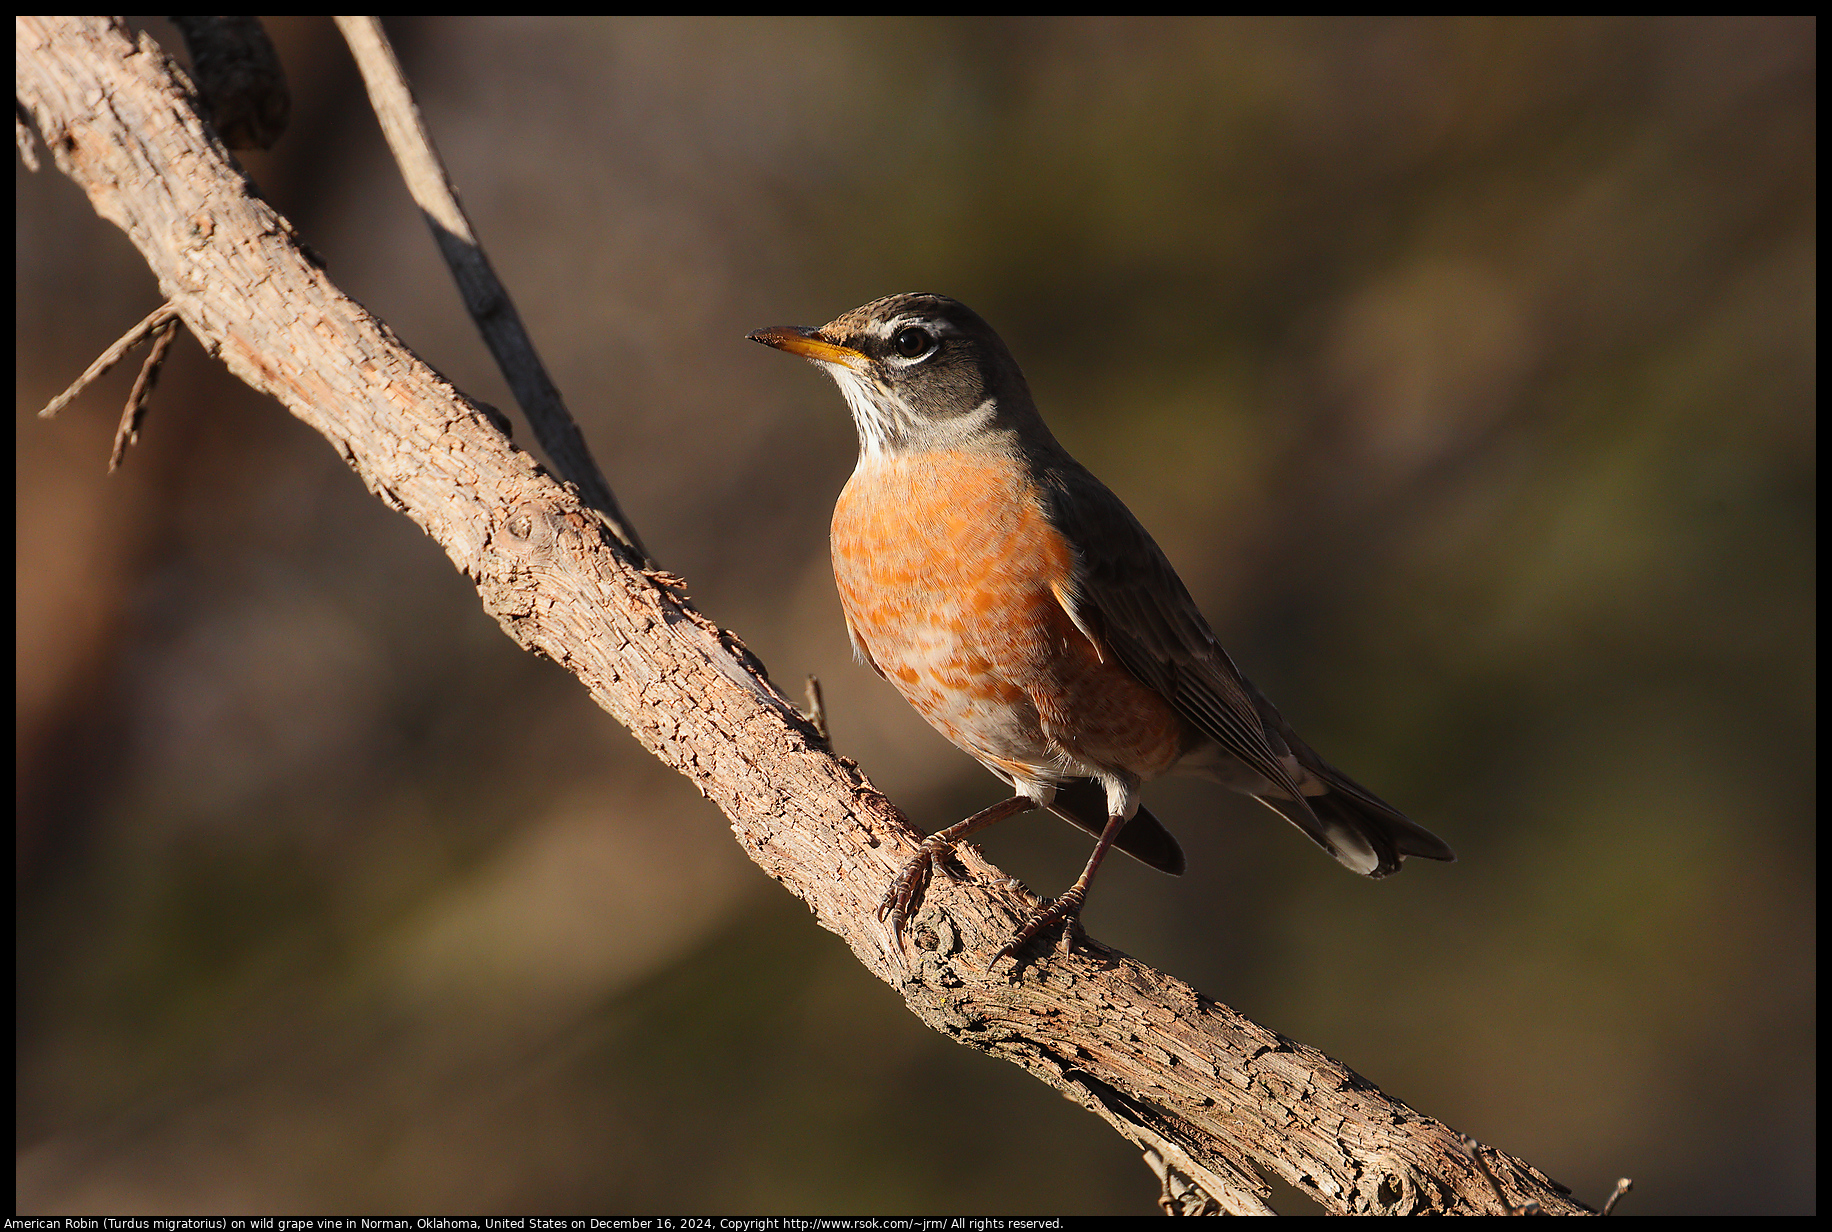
[{"left": 890, "top": 324, "right": 937, "bottom": 360}]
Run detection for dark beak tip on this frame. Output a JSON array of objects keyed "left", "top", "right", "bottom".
[
  {"left": 746, "top": 324, "right": 860, "bottom": 367},
  {"left": 747, "top": 325, "right": 795, "bottom": 348}
]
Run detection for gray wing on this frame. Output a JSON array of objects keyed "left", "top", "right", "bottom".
[
  {"left": 1036, "top": 460, "right": 1312, "bottom": 805},
  {"left": 1037, "top": 457, "right": 1454, "bottom": 875}
]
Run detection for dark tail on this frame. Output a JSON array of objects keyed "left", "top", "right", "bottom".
[
  {"left": 1048, "top": 778, "right": 1186, "bottom": 876},
  {"left": 1260, "top": 760, "right": 1455, "bottom": 878}
]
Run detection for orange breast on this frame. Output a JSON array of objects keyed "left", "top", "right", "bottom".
[{"left": 830, "top": 450, "right": 1183, "bottom": 786}]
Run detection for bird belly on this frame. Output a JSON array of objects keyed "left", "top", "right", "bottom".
[{"left": 831, "top": 452, "right": 1184, "bottom": 790}]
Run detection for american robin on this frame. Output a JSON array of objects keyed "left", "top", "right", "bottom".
[{"left": 749, "top": 293, "right": 1453, "bottom": 960}]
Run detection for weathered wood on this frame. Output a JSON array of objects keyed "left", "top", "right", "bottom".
[{"left": 16, "top": 16, "right": 1593, "bottom": 1213}]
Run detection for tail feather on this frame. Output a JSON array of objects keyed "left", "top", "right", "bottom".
[
  {"left": 1047, "top": 778, "right": 1186, "bottom": 876},
  {"left": 1256, "top": 763, "right": 1455, "bottom": 878}
]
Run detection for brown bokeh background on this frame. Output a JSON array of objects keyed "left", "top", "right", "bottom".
[{"left": 17, "top": 17, "right": 1814, "bottom": 1215}]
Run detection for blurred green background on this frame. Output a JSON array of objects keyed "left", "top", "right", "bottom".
[{"left": 16, "top": 16, "right": 1813, "bottom": 1216}]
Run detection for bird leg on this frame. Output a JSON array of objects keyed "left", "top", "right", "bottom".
[
  {"left": 995, "top": 809, "right": 1129, "bottom": 964},
  {"left": 878, "top": 794, "right": 1040, "bottom": 941}
]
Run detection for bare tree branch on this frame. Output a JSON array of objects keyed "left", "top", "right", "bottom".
[
  {"left": 332, "top": 13, "right": 650, "bottom": 566},
  {"left": 109, "top": 310, "right": 178, "bottom": 470},
  {"left": 16, "top": 16, "right": 1594, "bottom": 1214},
  {"left": 167, "top": 15, "right": 289, "bottom": 150},
  {"left": 34, "top": 299, "right": 178, "bottom": 419}
]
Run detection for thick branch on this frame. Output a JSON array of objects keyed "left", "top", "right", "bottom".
[{"left": 16, "top": 16, "right": 1591, "bottom": 1214}]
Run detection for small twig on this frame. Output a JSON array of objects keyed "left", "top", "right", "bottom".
[
  {"left": 803, "top": 675, "right": 829, "bottom": 743},
  {"left": 37, "top": 301, "right": 180, "bottom": 420},
  {"left": 110, "top": 316, "right": 180, "bottom": 472},
  {"left": 332, "top": 15, "right": 651, "bottom": 567},
  {"left": 1143, "top": 1147, "right": 1226, "bottom": 1216},
  {"left": 1601, "top": 1177, "right": 1633, "bottom": 1215},
  {"left": 1457, "top": 1134, "right": 1541, "bottom": 1215},
  {"left": 17, "top": 16, "right": 1606, "bottom": 1215}
]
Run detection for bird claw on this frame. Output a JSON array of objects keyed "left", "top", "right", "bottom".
[
  {"left": 877, "top": 845, "right": 941, "bottom": 940},
  {"left": 881, "top": 833, "right": 1091, "bottom": 967},
  {"left": 994, "top": 887, "right": 1087, "bottom": 965}
]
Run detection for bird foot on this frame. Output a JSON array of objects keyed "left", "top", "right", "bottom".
[
  {"left": 994, "top": 886, "right": 1087, "bottom": 965},
  {"left": 877, "top": 839, "right": 948, "bottom": 942}
]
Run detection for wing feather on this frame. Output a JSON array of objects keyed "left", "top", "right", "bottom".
[{"left": 1036, "top": 459, "right": 1309, "bottom": 804}]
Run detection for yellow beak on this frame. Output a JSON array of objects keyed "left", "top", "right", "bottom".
[{"left": 746, "top": 326, "right": 868, "bottom": 370}]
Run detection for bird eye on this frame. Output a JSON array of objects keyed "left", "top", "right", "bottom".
[{"left": 891, "top": 326, "right": 935, "bottom": 359}]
